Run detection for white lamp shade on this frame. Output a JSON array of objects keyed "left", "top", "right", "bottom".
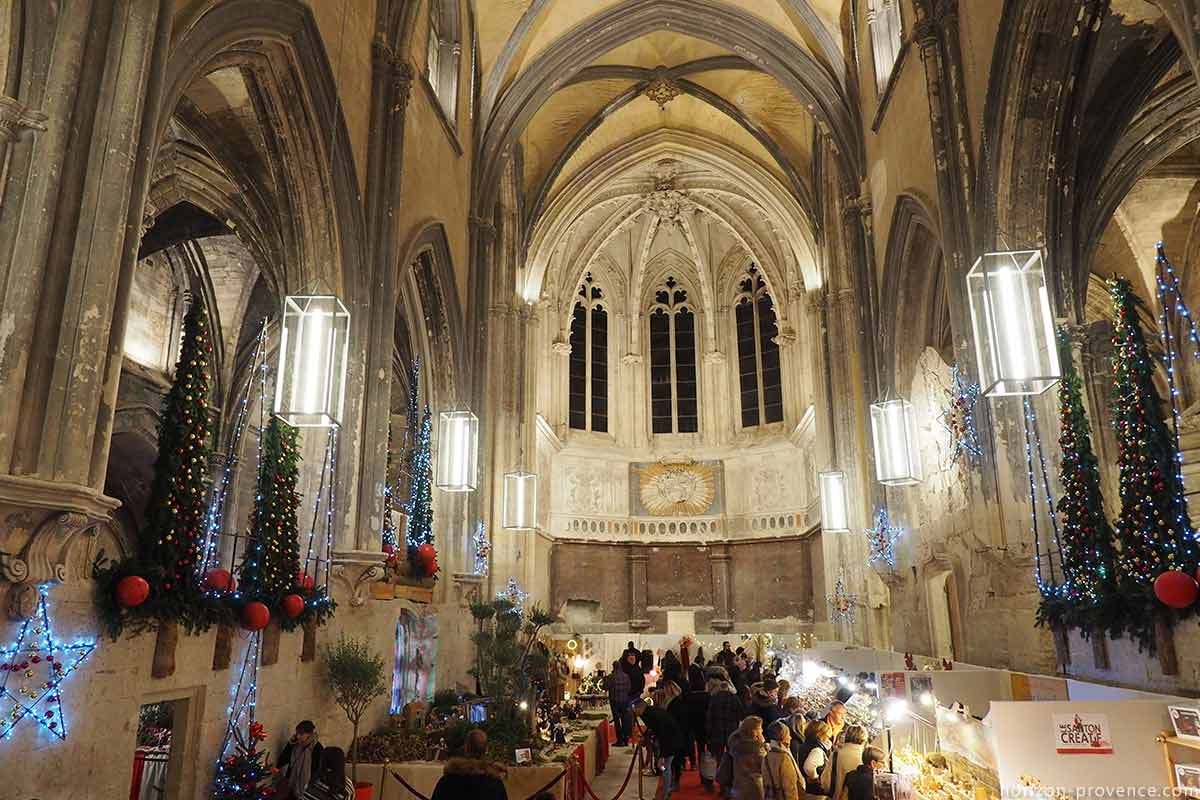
[
  {"left": 274, "top": 295, "right": 350, "bottom": 427},
  {"left": 967, "top": 249, "right": 1061, "bottom": 396},
  {"left": 436, "top": 411, "right": 478, "bottom": 491},
  {"left": 502, "top": 471, "right": 538, "bottom": 530},
  {"left": 818, "top": 470, "right": 850, "bottom": 533},
  {"left": 870, "top": 398, "right": 922, "bottom": 485}
]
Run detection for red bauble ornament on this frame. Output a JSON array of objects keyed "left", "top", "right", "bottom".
[
  {"left": 115, "top": 575, "right": 150, "bottom": 608},
  {"left": 241, "top": 601, "right": 270, "bottom": 631},
  {"left": 296, "top": 572, "right": 315, "bottom": 591},
  {"left": 417, "top": 543, "right": 437, "bottom": 564},
  {"left": 204, "top": 568, "right": 236, "bottom": 592},
  {"left": 425, "top": 559, "right": 439, "bottom": 577},
  {"left": 282, "top": 594, "right": 305, "bottom": 619},
  {"left": 1154, "top": 570, "right": 1198, "bottom": 609}
]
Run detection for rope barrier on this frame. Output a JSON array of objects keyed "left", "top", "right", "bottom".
[{"left": 384, "top": 741, "right": 643, "bottom": 800}]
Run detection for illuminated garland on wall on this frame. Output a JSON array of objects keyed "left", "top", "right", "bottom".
[
  {"left": 0, "top": 586, "right": 94, "bottom": 741},
  {"left": 1021, "top": 396, "right": 1068, "bottom": 599}
]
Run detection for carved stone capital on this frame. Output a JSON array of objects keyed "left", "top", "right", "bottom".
[
  {"left": 703, "top": 350, "right": 726, "bottom": 365},
  {"left": 451, "top": 572, "right": 485, "bottom": 606},
  {"left": 621, "top": 352, "right": 644, "bottom": 365},
  {"left": 331, "top": 550, "right": 388, "bottom": 607},
  {"left": 141, "top": 199, "right": 158, "bottom": 237},
  {"left": 552, "top": 338, "right": 572, "bottom": 357},
  {"left": 1, "top": 511, "right": 97, "bottom": 585},
  {"left": 772, "top": 327, "right": 799, "bottom": 347},
  {"left": 805, "top": 291, "right": 828, "bottom": 314},
  {"left": 0, "top": 95, "right": 48, "bottom": 145}
]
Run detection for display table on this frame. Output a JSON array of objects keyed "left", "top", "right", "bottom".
[{"left": 364, "top": 720, "right": 610, "bottom": 800}]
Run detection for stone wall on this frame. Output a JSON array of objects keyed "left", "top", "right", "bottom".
[{"left": 0, "top": 579, "right": 474, "bottom": 800}]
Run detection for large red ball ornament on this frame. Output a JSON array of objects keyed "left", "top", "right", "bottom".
[
  {"left": 115, "top": 575, "right": 150, "bottom": 608},
  {"left": 425, "top": 559, "right": 439, "bottom": 578},
  {"left": 296, "top": 572, "right": 315, "bottom": 591},
  {"left": 417, "top": 543, "right": 437, "bottom": 564},
  {"left": 205, "top": 568, "right": 235, "bottom": 592},
  {"left": 282, "top": 594, "right": 305, "bottom": 619},
  {"left": 241, "top": 601, "right": 270, "bottom": 631},
  {"left": 1154, "top": 570, "right": 1198, "bottom": 609}
]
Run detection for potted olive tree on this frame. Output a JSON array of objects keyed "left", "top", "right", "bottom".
[{"left": 323, "top": 636, "right": 389, "bottom": 800}]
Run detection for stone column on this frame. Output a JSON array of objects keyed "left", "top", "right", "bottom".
[
  {"left": 709, "top": 545, "right": 733, "bottom": 631},
  {"left": 0, "top": 1, "right": 167, "bottom": 528},
  {"left": 628, "top": 547, "right": 650, "bottom": 629}
]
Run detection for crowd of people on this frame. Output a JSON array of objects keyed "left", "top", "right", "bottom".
[{"left": 609, "top": 641, "right": 888, "bottom": 800}]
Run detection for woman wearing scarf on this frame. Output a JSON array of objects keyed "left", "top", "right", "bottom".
[{"left": 278, "top": 721, "right": 323, "bottom": 799}]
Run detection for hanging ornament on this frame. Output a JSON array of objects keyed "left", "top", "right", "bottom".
[
  {"left": 240, "top": 602, "right": 270, "bottom": 631},
  {"left": 497, "top": 577, "right": 528, "bottom": 613},
  {"left": 281, "top": 595, "right": 305, "bottom": 619},
  {"left": 937, "top": 365, "right": 983, "bottom": 466},
  {"left": 864, "top": 508, "right": 904, "bottom": 569},
  {"left": 0, "top": 586, "right": 94, "bottom": 740},
  {"left": 1154, "top": 570, "right": 1197, "bottom": 609},
  {"left": 204, "top": 569, "right": 236, "bottom": 592},
  {"left": 826, "top": 571, "right": 859, "bottom": 624},
  {"left": 472, "top": 523, "right": 490, "bottom": 576},
  {"left": 115, "top": 575, "right": 150, "bottom": 608}
]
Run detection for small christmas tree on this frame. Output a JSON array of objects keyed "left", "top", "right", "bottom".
[
  {"left": 1041, "top": 327, "right": 1118, "bottom": 632},
  {"left": 1109, "top": 277, "right": 1198, "bottom": 635},
  {"left": 405, "top": 404, "right": 435, "bottom": 573},
  {"left": 211, "top": 722, "right": 274, "bottom": 800},
  {"left": 140, "top": 297, "right": 215, "bottom": 629},
  {"left": 239, "top": 417, "right": 301, "bottom": 602},
  {"left": 381, "top": 421, "right": 398, "bottom": 552}
]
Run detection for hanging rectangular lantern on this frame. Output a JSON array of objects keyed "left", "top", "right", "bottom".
[
  {"left": 818, "top": 470, "right": 850, "bottom": 533},
  {"left": 870, "top": 398, "right": 923, "bottom": 485},
  {"left": 274, "top": 295, "right": 350, "bottom": 427},
  {"left": 967, "top": 249, "right": 1061, "bottom": 396},
  {"left": 502, "top": 471, "right": 538, "bottom": 530},
  {"left": 436, "top": 410, "right": 479, "bottom": 491}
]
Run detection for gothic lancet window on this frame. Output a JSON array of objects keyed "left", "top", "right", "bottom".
[
  {"left": 867, "top": 0, "right": 904, "bottom": 96},
  {"left": 734, "top": 265, "right": 784, "bottom": 428},
  {"left": 426, "top": 0, "right": 460, "bottom": 123},
  {"left": 568, "top": 274, "right": 608, "bottom": 432},
  {"left": 649, "top": 277, "right": 698, "bottom": 434}
]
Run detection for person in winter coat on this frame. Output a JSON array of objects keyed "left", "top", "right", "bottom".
[
  {"left": 299, "top": 747, "right": 355, "bottom": 800},
  {"left": 680, "top": 667, "right": 711, "bottom": 787},
  {"left": 277, "top": 721, "right": 324, "bottom": 800},
  {"left": 623, "top": 649, "right": 646, "bottom": 698},
  {"left": 843, "top": 746, "right": 885, "bottom": 800},
  {"left": 728, "top": 715, "right": 767, "bottom": 800},
  {"left": 799, "top": 720, "right": 833, "bottom": 798},
  {"left": 661, "top": 649, "right": 683, "bottom": 686},
  {"left": 633, "top": 698, "right": 686, "bottom": 799},
  {"left": 705, "top": 671, "right": 744, "bottom": 762},
  {"left": 763, "top": 721, "right": 803, "bottom": 800},
  {"left": 748, "top": 679, "right": 785, "bottom": 727},
  {"left": 819, "top": 725, "right": 866, "bottom": 800},
  {"left": 607, "top": 659, "right": 633, "bottom": 746},
  {"left": 431, "top": 730, "right": 508, "bottom": 800},
  {"left": 822, "top": 702, "right": 846, "bottom": 744}
]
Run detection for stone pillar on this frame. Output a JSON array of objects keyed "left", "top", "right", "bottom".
[
  {"left": 703, "top": 349, "right": 728, "bottom": 444},
  {"left": 0, "top": 1, "right": 167, "bottom": 530},
  {"left": 622, "top": 351, "right": 647, "bottom": 448},
  {"left": 709, "top": 545, "right": 733, "bottom": 631},
  {"left": 628, "top": 547, "right": 650, "bottom": 629},
  {"left": 351, "top": 46, "right": 413, "bottom": 553}
]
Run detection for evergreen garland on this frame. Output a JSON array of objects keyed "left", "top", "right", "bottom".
[
  {"left": 1038, "top": 327, "right": 1118, "bottom": 633},
  {"left": 1109, "top": 276, "right": 1198, "bottom": 641},
  {"left": 239, "top": 417, "right": 301, "bottom": 604},
  {"left": 138, "top": 298, "right": 219, "bottom": 632}
]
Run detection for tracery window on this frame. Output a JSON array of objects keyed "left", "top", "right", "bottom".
[
  {"left": 867, "top": 0, "right": 904, "bottom": 96},
  {"left": 648, "top": 277, "right": 698, "bottom": 434},
  {"left": 426, "top": 0, "right": 460, "bottom": 122},
  {"left": 568, "top": 274, "right": 608, "bottom": 433},
  {"left": 734, "top": 265, "right": 784, "bottom": 427}
]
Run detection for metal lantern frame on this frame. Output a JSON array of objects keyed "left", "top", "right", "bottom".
[
  {"left": 967, "top": 249, "right": 1061, "bottom": 397},
  {"left": 502, "top": 470, "right": 538, "bottom": 530},
  {"left": 818, "top": 470, "right": 850, "bottom": 533},
  {"left": 274, "top": 294, "right": 351, "bottom": 428},
  {"left": 870, "top": 397, "right": 923, "bottom": 485},
  {"left": 435, "top": 410, "right": 479, "bottom": 492}
]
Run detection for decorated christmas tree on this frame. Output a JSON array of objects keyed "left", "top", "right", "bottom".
[
  {"left": 1109, "top": 276, "right": 1198, "bottom": 634},
  {"left": 405, "top": 404, "right": 435, "bottom": 575},
  {"left": 1040, "top": 327, "right": 1117, "bottom": 632},
  {"left": 239, "top": 416, "right": 301, "bottom": 602},
  {"left": 381, "top": 421, "right": 398, "bottom": 553},
  {"left": 139, "top": 297, "right": 215, "bottom": 629},
  {"left": 211, "top": 722, "right": 275, "bottom": 800}
]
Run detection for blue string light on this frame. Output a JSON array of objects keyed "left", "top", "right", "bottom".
[
  {"left": 497, "top": 577, "right": 528, "bottom": 613},
  {"left": 1153, "top": 243, "right": 1196, "bottom": 537},
  {"left": 938, "top": 365, "right": 983, "bottom": 465},
  {"left": 826, "top": 570, "right": 859, "bottom": 624},
  {"left": 865, "top": 508, "right": 903, "bottom": 568},
  {"left": 0, "top": 585, "right": 94, "bottom": 741},
  {"left": 472, "top": 522, "right": 490, "bottom": 576},
  {"left": 212, "top": 632, "right": 260, "bottom": 796},
  {"left": 1022, "top": 397, "right": 1069, "bottom": 599}
]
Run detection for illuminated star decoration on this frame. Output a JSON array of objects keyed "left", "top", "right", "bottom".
[
  {"left": 497, "top": 577, "right": 528, "bottom": 613},
  {"left": 472, "top": 523, "right": 490, "bottom": 576},
  {"left": 826, "top": 571, "right": 859, "bottom": 624},
  {"left": 0, "top": 585, "right": 94, "bottom": 740},
  {"left": 865, "top": 508, "right": 904, "bottom": 568},
  {"left": 938, "top": 365, "right": 982, "bottom": 466}
]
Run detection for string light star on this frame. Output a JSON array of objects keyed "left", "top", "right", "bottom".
[
  {"left": 865, "top": 508, "right": 903, "bottom": 568},
  {"left": 826, "top": 571, "right": 859, "bottom": 624},
  {"left": 497, "top": 577, "right": 528, "bottom": 613},
  {"left": 0, "top": 586, "right": 94, "bottom": 740},
  {"left": 938, "top": 365, "right": 982, "bottom": 466},
  {"left": 472, "top": 523, "right": 490, "bottom": 576}
]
